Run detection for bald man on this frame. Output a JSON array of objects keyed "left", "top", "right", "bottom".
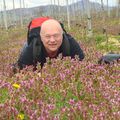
[
  {"left": 17, "top": 18, "right": 84, "bottom": 69},
  {"left": 40, "top": 19, "right": 63, "bottom": 58}
]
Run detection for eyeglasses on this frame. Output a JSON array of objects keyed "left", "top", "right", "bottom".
[{"left": 41, "top": 33, "right": 62, "bottom": 40}]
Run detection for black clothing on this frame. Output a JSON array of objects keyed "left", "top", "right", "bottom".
[{"left": 17, "top": 33, "right": 84, "bottom": 69}]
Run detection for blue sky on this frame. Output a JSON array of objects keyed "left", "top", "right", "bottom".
[{"left": 0, "top": 0, "right": 118, "bottom": 11}]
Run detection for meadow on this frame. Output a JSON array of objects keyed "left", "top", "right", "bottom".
[{"left": 0, "top": 18, "right": 120, "bottom": 120}]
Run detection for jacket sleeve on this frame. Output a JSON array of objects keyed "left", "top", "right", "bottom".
[
  {"left": 67, "top": 34, "right": 85, "bottom": 60},
  {"left": 17, "top": 42, "right": 34, "bottom": 69}
]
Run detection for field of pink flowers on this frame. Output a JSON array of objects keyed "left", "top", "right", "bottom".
[{"left": 0, "top": 28, "right": 120, "bottom": 120}]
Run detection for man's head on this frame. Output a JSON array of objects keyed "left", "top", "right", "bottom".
[{"left": 40, "top": 19, "right": 63, "bottom": 57}]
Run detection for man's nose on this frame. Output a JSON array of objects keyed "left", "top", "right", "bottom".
[{"left": 49, "top": 36, "right": 55, "bottom": 42}]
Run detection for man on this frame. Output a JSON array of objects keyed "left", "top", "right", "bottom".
[{"left": 17, "top": 19, "right": 84, "bottom": 69}]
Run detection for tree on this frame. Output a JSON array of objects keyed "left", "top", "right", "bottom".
[
  {"left": 100, "top": 0, "right": 106, "bottom": 23},
  {"left": 107, "top": 0, "right": 110, "bottom": 17},
  {"left": 116, "top": 0, "right": 120, "bottom": 17},
  {"left": 66, "top": 0, "right": 71, "bottom": 30},
  {"left": 71, "top": 0, "right": 75, "bottom": 21},
  {"left": 20, "top": 0, "right": 23, "bottom": 27},
  {"left": 50, "top": 0, "right": 53, "bottom": 17},
  {"left": 83, "top": 0, "right": 92, "bottom": 37},
  {"left": 3, "top": 0, "right": 8, "bottom": 30},
  {"left": 53, "top": 0, "right": 56, "bottom": 18},
  {"left": 13, "top": 0, "right": 16, "bottom": 24},
  {"left": 57, "top": 0, "right": 60, "bottom": 14}
]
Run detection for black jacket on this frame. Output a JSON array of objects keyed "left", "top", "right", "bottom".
[{"left": 17, "top": 33, "right": 84, "bottom": 69}]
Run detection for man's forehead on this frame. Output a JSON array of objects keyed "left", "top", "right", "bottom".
[
  {"left": 42, "top": 19, "right": 60, "bottom": 26},
  {"left": 41, "top": 19, "right": 62, "bottom": 31}
]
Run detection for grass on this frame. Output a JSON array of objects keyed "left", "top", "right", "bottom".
[
  {"left": 0, "top": 88, "right": 9, "bottom": 104},
  {"left": 0, "top": 27, "right": 26, "bottom": 49}
]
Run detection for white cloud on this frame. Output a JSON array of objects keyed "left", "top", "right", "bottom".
[{"left": 90, "top": 0, "right": 117, "bottom": 6}]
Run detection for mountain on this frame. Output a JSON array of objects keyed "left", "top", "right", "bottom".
[{"left": 0, "top": 1, "right": 115, "bottom": 26}]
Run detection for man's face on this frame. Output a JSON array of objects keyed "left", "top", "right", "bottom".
[{"left": 40, "top": 20, "right": 63, "bottom": 54}]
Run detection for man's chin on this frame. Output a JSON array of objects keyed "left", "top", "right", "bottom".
[
  {"left": 49, "top": 49, "right": 57, "bottom": 52},
  {"left": 48, "top": 47, "right": 58, "bottom": 51}
]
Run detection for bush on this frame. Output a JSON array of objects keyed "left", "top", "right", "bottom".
[{"left": 95, "top": 35, "right": 106, "bottom": 44}]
